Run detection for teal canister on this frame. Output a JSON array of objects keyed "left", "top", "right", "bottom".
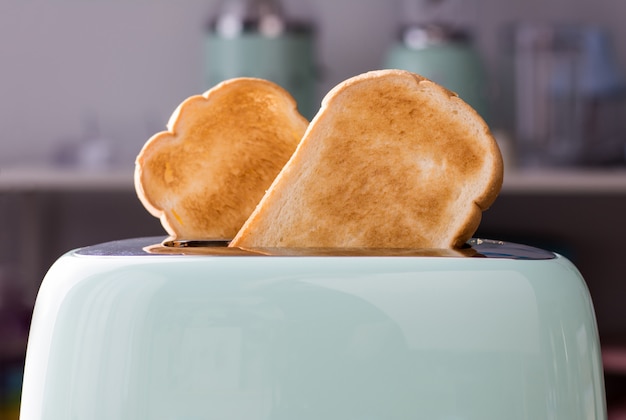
[
  {"left": 205, "top": 0, "right": 317, "bottom": 119},
  {"left": 385, "top": 24, "right": 489, "bottom": 121}
]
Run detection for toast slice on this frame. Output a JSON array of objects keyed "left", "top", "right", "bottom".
[
  {"left": 230, "top": 69, "right": 503, "bottom": 249},
  {"left": 135, "top": 78, "right": 308, "bottom": 240}
]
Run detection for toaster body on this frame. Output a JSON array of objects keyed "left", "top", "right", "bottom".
[{"left": 20, "top": 238, "right": 606, "bottom": 420}]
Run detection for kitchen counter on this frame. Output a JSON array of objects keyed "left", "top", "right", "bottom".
[
  {"left": 0, "top": 166, "right": 133, "bottom": 192},
  {"left": 1, "top": 165, "right": 626, "bottom": 193}
]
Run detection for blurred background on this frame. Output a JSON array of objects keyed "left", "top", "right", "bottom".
[{"left": 1, "top": 0, "right": 626, "bottom": 418}]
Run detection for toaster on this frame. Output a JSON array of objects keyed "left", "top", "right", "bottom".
[{"left": 19, "top": 237, "right": 607, "bottom": 419}]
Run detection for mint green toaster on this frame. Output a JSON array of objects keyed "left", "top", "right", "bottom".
[{"left": 20, "top": 238, "right": 607, "bottom": 419}]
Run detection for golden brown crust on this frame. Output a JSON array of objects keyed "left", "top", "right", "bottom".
[
  {"left": 135, "top": 78, "right": 308, "bottom": 240},
  {"left": 230, "top": 69, "right": 503, "bottom": 249}
]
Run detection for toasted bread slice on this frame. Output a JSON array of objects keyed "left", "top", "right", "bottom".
[
  {"left": 230, "top": 70, "right": 503, "bottom": 249},
  {"left": 135, "top": 78, "right": 308, "bottom": 240}
]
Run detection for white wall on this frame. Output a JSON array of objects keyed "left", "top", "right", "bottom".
[
  {"left": 1, "top": 0, "right": 625, "bottom": 167},
  {"left": 0, "top": 1, "right": 211, "bottom": 166}
]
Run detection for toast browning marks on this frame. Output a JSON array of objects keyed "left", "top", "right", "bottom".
[
  {"left": 231, "top": 70, "right": 503, "bottom": 249},
  {"left": 135, "top": 78, "right": 308, "bottom": 240}
]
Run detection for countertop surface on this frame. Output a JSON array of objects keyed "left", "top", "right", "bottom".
[{"left": 1, "top": 165, "right": 626, "bottom": 194}]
